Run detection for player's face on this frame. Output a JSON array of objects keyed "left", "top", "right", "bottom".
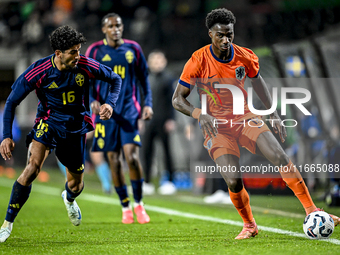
[
  {"left": 102, "top": 16, "right": 124, "bottom": 42},
  {"left": 58, "top": 44, "right": 81, "bottom": 70},
  {"left": 209, "top": 23, "right": 234, "bottom": 54},
  {"left": 148, "top": 52, "right": 167, "bottom": 73}
]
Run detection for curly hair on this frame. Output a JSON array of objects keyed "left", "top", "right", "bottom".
[
  {"left": 101, "top": 12, "right": 121, "bottom": 27},
  {"left": 205, "top": 8, "right": 236, "bottom": 29},
  {"left": 49, "top": 25, "right": 87, "bottom": 52}
]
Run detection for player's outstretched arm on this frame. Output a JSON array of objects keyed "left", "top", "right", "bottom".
[
  {"left": 251, "top": 75, "right": 287, "bottom": 142},
  {"left": 172, "top": 83, "right": 217, "bottom": 139},
  {"left": 0, "top": 138, "right": 15, "bottom": 160}
]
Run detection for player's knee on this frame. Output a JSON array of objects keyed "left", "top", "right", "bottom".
[
  {"left": 108, "top": 156, "right": 121, "bottom": 172},
  {"left": 273, "top": 152, "right": 289, "bottom": 166},
  {"left": 125, "top": 152, "right": 139, "bottom": 169},
  {"left": 68, "top": 180, "right": 83, "bottom": 193},
  {"left": 26, "top": 160, "right": 41, "bottom": 177},
  {"left": 226, "top": 178, "right": 242, "bottom": 193}
]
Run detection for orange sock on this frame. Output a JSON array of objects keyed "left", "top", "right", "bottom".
[
  {"left": 279, "top": 160, "right": 316, "bottom": 214},
  {"left": 229, "top": 187, "right": 254, "bottom": 223}
]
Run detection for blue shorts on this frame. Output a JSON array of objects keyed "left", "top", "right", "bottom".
[
  {"left": 92, "top": 117, "right": 141, "bottom": 152},
  {"left": 26, "top": 119, "right": 86, "bottom": 173}
]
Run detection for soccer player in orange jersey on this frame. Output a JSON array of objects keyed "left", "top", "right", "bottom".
[{"left": 172, "top": 8, "right": 339, "bottom": 239}]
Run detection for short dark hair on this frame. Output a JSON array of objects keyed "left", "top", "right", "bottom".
[
  {"left": 101, "top": 13, "right": 121, "bottom": 27},
  {"left": 205, "top": 8, "right": 236, "bottom": 30},
  {"left": 49, "top": 25, "right": 86, "bottom": 52}
]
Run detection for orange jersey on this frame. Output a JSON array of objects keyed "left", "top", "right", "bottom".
[{"left": 179, "top": 44, "right": 260, "bottom": 120}]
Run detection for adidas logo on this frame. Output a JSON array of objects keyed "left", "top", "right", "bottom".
[
  {"left": 133, "top": 135, "right": 141, "bottom": 142},
  {"left": 102, "top": 54, "right": 112, "bottom": 61},
  {"left": 48, "top": 82, "right": 58, "bottom": 89}
]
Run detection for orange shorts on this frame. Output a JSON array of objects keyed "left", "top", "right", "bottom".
[{"left": 203, "top": 117, "right": 271, "bottom": 160}]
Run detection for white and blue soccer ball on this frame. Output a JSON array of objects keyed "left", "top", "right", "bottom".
[{"left": 303, "top": 211, "right": 334, "bottom": 239}]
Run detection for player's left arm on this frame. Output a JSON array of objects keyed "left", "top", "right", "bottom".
[
  {"left": 135, "top": 47, "right": 153, "bottom": 120},
  {"left": 251, "top": 75, "right": 287, "bottom": 142},
  {"left": 81, "top": 56, "right": 122, "bottom": 119}
]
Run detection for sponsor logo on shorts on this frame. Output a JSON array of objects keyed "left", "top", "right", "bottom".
[{"left": 77, "top": 164, "right": 84, "bottom": 172}]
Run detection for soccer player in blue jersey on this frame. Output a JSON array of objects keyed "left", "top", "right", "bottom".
[
  {"left": 85, "top": 13, "right": 153, "bottom": 224},
  {"left": 0, "top": 25, "right": 122, "bottom": 243}
]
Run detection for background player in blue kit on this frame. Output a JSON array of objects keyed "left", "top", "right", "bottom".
[
  {"left": 0, "top": 25, "right": 121, "bottom": 243},
  {"left": 85, "top": 13, "right": 153, "bottom": 224}
]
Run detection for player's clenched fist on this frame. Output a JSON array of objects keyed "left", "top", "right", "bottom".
[
  {"left": 0, "top": 138, "right": 15, "bottom": 161},
  {"left": 99, "top": 103, "right": 113, "bottom": 120}
]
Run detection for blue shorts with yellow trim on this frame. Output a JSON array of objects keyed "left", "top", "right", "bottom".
[
  {"left": 92, "top": 117, "right": 141, "bottom": 152},
  {"left": 26, "top": 119, "right": 86, "bottom": 173}
]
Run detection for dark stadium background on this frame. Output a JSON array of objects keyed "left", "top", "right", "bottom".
[{"left": 1, "top": 0, "right": 340, "bottom": 195}]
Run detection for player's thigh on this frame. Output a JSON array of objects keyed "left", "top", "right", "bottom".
[
  {"left": 120, "top": 118, "right": 142, "bottom": 149},
  {"left": 238, "top": 119, "right": 270, "bottom": 155},
  {"left": 255, "top": 131, "right": 289, "bottom": 166},
  {"left": 26, "top": 140, "right": 50, "bottom": 167},
  {"left": 55, "top": 134, "right": 86, "bottom": 173},
  {"left": 90, "top": 151, "right": 106, "bottom": 165}
]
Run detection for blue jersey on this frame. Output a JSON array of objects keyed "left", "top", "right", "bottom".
[
  {"left": 85, "top": 38, "right": 152, "bottom": 121},
  {"left": 3, "top": 54, "right": 121, "bottom": 139}
]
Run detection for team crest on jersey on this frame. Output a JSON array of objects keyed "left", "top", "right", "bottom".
[
  {"left": 75, "top": 73, "right": 85, "bottom": 87},
  {"left": 235, "top": 66, "right": 246, "bottom": 80},
  {"left": 125, "top": 50, "right": 134, "bottom": 64},
  {"left": 97, "top": 138, "right": 105, "bottom": 149},
  {"left": 36, "top": 130, "right": 45, "bottom": 138}
]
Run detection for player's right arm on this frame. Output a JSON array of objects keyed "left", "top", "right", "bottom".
[
  {"left": 172, "top": 53, "right": 218, "bottom": 139},
  {"left": 1, "top": 73, "right": 35, "bottom": 160},
  {"left": 172, "top": 84, "right": 217, "bottom": 139}
]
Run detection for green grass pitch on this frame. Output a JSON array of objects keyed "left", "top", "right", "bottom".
[{"left": 0, "top": 168, "right": 340, "bottom": 255}]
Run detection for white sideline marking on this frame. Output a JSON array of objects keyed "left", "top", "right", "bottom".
[
  {"left": 0, "top": 178, "right": 339, "bottom": 245},
  {"left": 178, "top": 195, "right": 305, "bottom": 218}
]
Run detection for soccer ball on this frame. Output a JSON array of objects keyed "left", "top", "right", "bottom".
[{"left": 303, "top": 211, "right": 334, "bottom": 239}]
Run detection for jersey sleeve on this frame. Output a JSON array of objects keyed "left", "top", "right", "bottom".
[
  {"left": 3, "top": 72, "right": 36, "bottom": 139},
  {"left": 84, "top": 45, "right": 99, "bottom": 105},
  {"left": 178, "top": 54, "right": 201, "bottom": 88},
  {"left": 134, "top": 44, "right": 152, "bottom": 108},
  {"left": 79, "top": 56, "right": 122, "bottom": 109},
  {"left": 246, "top": 50, "right": 260, "bottom": 78}
]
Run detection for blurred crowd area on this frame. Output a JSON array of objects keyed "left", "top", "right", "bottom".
[
  {"left": 1, "top": 0, "right": 340, "bottom": 199},
  {"left": 1, "top": 0, "right": 340, "bottom": 60}
]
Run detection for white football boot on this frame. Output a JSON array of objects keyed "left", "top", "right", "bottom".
[
  {"left": 61, "top": 190, "right": 82, "bottom": 226},
  {"left": 0, "top": 221, "right": 13, "bottom": 243}
]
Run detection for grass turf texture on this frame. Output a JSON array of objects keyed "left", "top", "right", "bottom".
[{"left": 0, "top": 168, "right": 339, "bottom": 254}]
